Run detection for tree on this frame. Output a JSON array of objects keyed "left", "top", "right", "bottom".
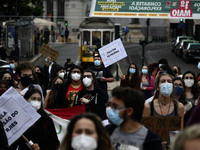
[{"left": 1, "top": 0, "right": 43, "bottom": 20}]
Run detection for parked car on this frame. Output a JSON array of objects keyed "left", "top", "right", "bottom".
[
  {"left": 172, "top": 36, "right": 193, "bottom": 53},
  {"left": 183, "top": 43, "right": 200, "bottom": 62},
  {"left": 175, "top": 40, "right": 196, "bottom": 57}
]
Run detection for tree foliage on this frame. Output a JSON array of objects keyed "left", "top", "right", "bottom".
[{"left": 1, "top": 0, "right": 43, "bottom": 17}]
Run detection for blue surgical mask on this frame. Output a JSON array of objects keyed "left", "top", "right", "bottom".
[
  {"left": 94, "top": 60, "right": 101, "bottom": 66},
  {"left": 160, "top": 82, "right": 173, "bottom": 97},
  {"left": 45, "top": 58, "right": 52, "bottom": 63},
  {"left": 129, "top": 68, "right": 136, "bottom": 74},
  {"left": 10, "top": 63, "right": 15, "bottom": 69},
  {"left": 198, "top": 62, "right": 200, "bottom": 69},
  {"left": 106, "top": 107, "right": 124, "bottom": 126},
  {"left": 174, "top": 86, "right": 183, "bottom": 96},
  {"left": 142, "top": 69, "right": 148, "bottom": 74}
]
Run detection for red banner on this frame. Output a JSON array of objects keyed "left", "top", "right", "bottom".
[{"left": 45, "top": 105, "right": 85, "bottom": 120}]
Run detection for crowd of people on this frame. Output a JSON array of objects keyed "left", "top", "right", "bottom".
[{"left": 1, "top": 53, "right": 200, "bottom": 150}]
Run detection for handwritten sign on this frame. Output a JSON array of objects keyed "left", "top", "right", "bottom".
[
  {"left": 141, "top": 116, "right": 181, "bottom": 141},
  {"left": 98, "top": 38, "right": 127, "bottom": 67},
  {"left": 0, "top": 87, "right": 41, "bottom": 146},
  {"left": 39, "top": 44, "right": 59, "bottom": 61}
]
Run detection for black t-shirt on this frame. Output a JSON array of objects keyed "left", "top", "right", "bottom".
[{"left": 90, "top": 66, "right": 114, "bottom": 94}]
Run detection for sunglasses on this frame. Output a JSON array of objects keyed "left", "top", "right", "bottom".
[{"left": 83, "top": 75, "right": 92, "bottom": 78}]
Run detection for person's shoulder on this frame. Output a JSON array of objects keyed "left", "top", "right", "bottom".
[{"left": 145, "top": 127, "right": 162, "bottom": 141}]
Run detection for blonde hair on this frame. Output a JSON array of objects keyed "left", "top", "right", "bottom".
[{"left": 170, "top": 124, "right": 200, "bottom": 150}]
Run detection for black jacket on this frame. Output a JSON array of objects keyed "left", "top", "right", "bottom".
[
  {"left": 0, "top": 121, "right": 9, "bottom": 150},
  {"left": 74, "top": 88, "right": 108, "bottom": 120},
  {"left": 10, "top": 110, "right": 60, "bottom": 150}
]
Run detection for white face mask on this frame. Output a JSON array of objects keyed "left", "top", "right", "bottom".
[
  {"left": 28, "top": 101, "right": 41, "bottom": 111},
  {"left": 71, "top": 134, "right": 97, "bottom": 150},
  {"left": 184, "top": 79, "right": 194, "bottom": 88},
  {"left": 71, "top": 73, "right": 81, "bottom": 81},
  {"left": 83, "top": 77, "right": 92, "bottom": 87},
  {"left": 58, "top": 72, "right": 65, "bottom": 78}
]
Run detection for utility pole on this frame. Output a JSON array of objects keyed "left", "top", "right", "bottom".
[
  {"left": 14, "top": 0, "right": 19, "bottom": 58},
  {"left": 140, "top": 18, "right": 151, "bottom": 67}
]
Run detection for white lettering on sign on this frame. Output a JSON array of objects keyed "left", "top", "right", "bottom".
[{"left": 171, "top": 9, "right": 192, "bottom": 17}]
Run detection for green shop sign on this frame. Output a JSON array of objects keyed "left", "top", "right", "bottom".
[{"left": 90, "top": 0, "right": 200, "bottom": 19}]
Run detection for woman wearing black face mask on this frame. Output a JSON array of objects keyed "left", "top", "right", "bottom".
[
  {"left": 172, "top": 77, "right": 193, "bottom": 127},
  {"left": 44, "top": 76, "right": 64, "bottom": 108},
  {"left": 0, "top": 70, "right": 15, "bottom": 88}
]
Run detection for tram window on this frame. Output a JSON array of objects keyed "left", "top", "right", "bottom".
[
  {"left": 92, "top": 31, "right": 101, "bottom": 49},
  {"left": 103, "top": 31, "right": 110, "bottom": 45},
  {"left": 83, "top": 31, "right": 90, "bottom": 45},
  {"left": 111, "top": 32, "right": 114, "bottom": 42}
]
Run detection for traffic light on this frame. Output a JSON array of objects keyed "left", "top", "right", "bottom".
[{"left": 65, "top": 20, "right": 68, "bottom": 26}]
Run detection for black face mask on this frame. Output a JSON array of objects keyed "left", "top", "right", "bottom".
[
  {"left": 53, "top": 83, "right": 61, "bottom": 90},
  {"left": 173, "top": 69, "right": 178, "bottom": 74},
  {"left": 20, "top": 76, "right": 34, "bottom": 87},
  {"left": 6, "top": 80, "right": 13, "bottom": 87}
]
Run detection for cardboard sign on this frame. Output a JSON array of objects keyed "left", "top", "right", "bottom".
[
  {"left": 141, "top": 116, "right": 181, "bottom": 141},
  {"left": 98, "top": 38, "right": 127, "bottom": 67},
  {"left": 0, "top": 87, "right": 41, "bottom": 146},
  {"left": 39, "top": 44, "right": 59, "bottom": 61}
]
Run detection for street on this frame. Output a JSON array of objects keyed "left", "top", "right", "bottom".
[{"left": 34, "top": 42, "right": 199, "bottom": 76}]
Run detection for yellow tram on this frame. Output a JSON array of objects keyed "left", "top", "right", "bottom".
[{"left": 79, "top": 18, "right": 115, "bottom": 66}]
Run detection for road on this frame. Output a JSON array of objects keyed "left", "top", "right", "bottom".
[{"left": 34, "top": 42, "right": 199, "bottom": 76}]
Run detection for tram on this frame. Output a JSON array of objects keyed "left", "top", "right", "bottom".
[{"left": 79, "top": 18, "right": 115, "bottom": 66}]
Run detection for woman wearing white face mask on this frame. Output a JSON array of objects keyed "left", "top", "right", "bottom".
[
  {"left": 55, "top": 65, "right": 83, "bottom": 108},
  {"left": 60, "top": 113, "right": 113, "bottom": 150},
  {"left": 182, "top": 71, "right": 198, "bottom": 106},
  {"left": 74, "top": 70, "right": 108, "bottom": 120},
  {"left": 10, "top": 88, "right": 60, "bottom": 150}
]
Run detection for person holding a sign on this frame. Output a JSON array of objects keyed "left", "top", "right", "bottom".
[
  {"left": 10, "top": 88, "right": 60, "bottom": 150},
  {"left": 143, "top": 73, "right": 184, "bottom": 128},
  {"left": 120, "top": 63, "right": 141, "bottom": 90},
  {"left": 90, "top": 53, "right": 114, "bottom": 98},
  {"left": 107, "top": 87, "right": 163, "bottom": 150}
]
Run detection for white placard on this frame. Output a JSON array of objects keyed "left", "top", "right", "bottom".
[
  {"left": 0, "top": 87, "right": 41, "bottom": 146},
  {"left": 98, "top": 38, "right": 127, "bottom": 67}
]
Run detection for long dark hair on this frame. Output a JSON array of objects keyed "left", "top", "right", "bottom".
[
  {"left": 47, "top": 76, "right": 64, "bottom": 108},
  {"left": 173, "top": 77, "right": 187, "bottom": 105},
  {"left": 125, "top": 63, "right": 141, "bottom": 89},
  {"left": 182, "top": 71, "right": 198, "bottom": 99},
  {"left": 60, "top": 113, "right": 113, "bottom": 150},
  {"left": 66, "top": 65, "right": 83, "bottom": 84}
]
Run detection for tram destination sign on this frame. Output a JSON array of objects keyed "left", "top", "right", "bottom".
[{"left": 90, "top": 0, "right": 200, "bottom": 19}]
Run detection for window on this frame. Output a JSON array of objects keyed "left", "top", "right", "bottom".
[
  {"left": 92, "top": 31, "right": 101, "bottom": 47},
  {"left": 103, "top": 31, "right": 110, "bottom": 45},
  {"left": 83, "top": 31, "right": 90, "bottom": 45}
]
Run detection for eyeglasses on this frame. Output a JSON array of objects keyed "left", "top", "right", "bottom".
[
  {"left": 184, "top": 77, "right": 194, "bottom": 80},
  {"left": 106, "top": 102, "right": 127, "bottom": 110},
  {"left": 83, "top": 75, "right": 92, "bottom": 78}
]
